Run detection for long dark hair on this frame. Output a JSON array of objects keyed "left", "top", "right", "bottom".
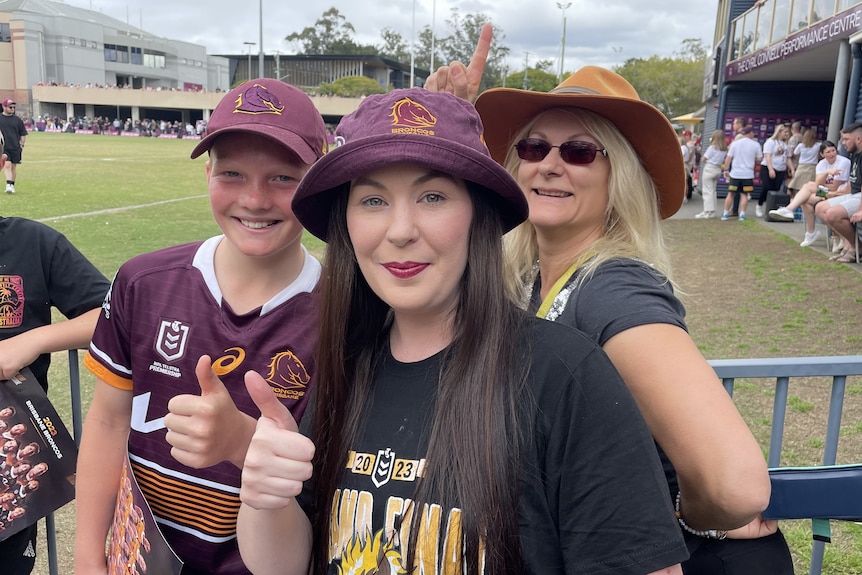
[{"left": 310, "top": 182, "right": 528, "bottom": 575}]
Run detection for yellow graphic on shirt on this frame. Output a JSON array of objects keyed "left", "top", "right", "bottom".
[
  {"left": 336, "top": 527, "right": 406, "bottom": 575},
  {"left": 329, "top": 488, "right": 475, "bottom": 575}
]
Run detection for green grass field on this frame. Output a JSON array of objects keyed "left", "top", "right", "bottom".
[{"left": 8, "top": 132, "right": 862, "bottom": 574}]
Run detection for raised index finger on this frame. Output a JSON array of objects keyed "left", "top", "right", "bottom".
[{"left": 465, "top": 24, "right": 493, "bottom": 94}]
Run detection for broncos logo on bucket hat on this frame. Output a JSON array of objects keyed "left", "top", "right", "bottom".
[{"left": 292, "top": 87, "right": 528, "bottom": 241}]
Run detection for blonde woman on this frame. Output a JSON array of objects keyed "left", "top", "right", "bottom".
[
  {"left": 474, "top": 66, "right": 794, "bottom": 574},
  {"left": 787, "top": 127, "right": 820, "bottom": 194},
  {"left": 696, "top": 130, "right": 728, "bottom": 218},
  {"left": 756, "top": 124, "right": 792, "bottom": 217}
]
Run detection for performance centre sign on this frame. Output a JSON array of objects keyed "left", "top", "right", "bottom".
[{"left": 725, "top": 6, "right": 862, "bottom": 79}]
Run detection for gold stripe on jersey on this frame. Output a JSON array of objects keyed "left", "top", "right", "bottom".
[
  {"left": 84, "top": 351, "right": 133, "bottom": 391},
  {"left": 346, "top": 451, "right": 426, "bottom": 482},
  {"left": 130, "top": 460, "right": 240, "bottom": 538}
]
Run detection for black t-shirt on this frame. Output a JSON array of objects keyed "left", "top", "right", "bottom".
[
  {"left": 529, "top": 258, "right": 687, "bottom": 499},
  {"left": 848, "top": 152, "right": 862, "bottom": 195},
  {"left": 0, "top": 114, "right": 27, "bottom": 152},
  {"left": 0, "top": 217, "right": 110, "bottom": 389},
  {"left": 300, "top": 316, "right": 688, "bottom": 574}
]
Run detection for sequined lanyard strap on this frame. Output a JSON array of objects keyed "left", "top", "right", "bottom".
[{"left": 535, "top": 252, "right": 594, "bottom": 320}]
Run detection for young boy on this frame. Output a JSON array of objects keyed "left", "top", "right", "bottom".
[
  {"left": 74, "top": 79, "right": 327, "bottom": 574},
  {"left": 0, "top": 134, "right": 110, "bottom": 573}
]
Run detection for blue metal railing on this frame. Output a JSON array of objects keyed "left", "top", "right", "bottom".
[{"left": 709, "top": 355, "right": 862, "bottom": 575}]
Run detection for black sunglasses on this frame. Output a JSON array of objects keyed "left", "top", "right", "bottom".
[{"left": 515, "top": 138, "right": 608, "bottom": 165}]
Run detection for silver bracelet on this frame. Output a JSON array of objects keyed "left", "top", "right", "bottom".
[{"left": 675, "top": 491, "right": 728, "bottom": 539}]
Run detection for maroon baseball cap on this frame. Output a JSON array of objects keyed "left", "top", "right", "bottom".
[
  {"left": 2, "top": 99, "right": 15, "bottom": 106},
  {"left": 190, "top": 79, "right": 326, "bottom": 163},
  {"left": 293, "top": 88, "right": 528, "bottom": 241}
]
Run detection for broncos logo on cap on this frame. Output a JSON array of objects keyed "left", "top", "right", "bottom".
[
  {"left": 233, "top": 83, "right": 285, "bottom": 115},
  {"left": 390, "top": 97, "right": 436, "bottom": 129}
]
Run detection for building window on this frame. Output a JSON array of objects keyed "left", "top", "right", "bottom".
[
  {"left": 143, "top": 52, "right": 166, "bottom": 69},
  {"left": 91, "top": 40, "right": 98, "bottom": 49},
  {"left": 131, "top": 46, "right": 142, "bottom": 65},
  {"left": 69, "top": 37, "right": 76, "bottom": 46},
  {"left": 0, "top": 23, "right": 9, "bottom": 43},
  {"left": 104, "top": 43, "right": 117, "bottom": 62},
  {"left": 117, "top": 45, "right": 129, "bottom": 63}
]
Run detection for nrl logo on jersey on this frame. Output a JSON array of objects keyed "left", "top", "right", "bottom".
[{"left": 155, "top": 319, "right": 189, "bottom": 362}]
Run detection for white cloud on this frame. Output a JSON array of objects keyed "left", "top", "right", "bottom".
[{"left": 69, "top": 0, "right": 717, "bottom": 71}]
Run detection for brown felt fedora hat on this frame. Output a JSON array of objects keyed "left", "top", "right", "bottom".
[{"left": 474, "top": 66, "right": 685, "bottom": 219}]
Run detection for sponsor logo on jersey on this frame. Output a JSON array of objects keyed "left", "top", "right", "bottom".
[
  {"left": 0, "top": 275, "right": 24, "bottom": 328},
  {"left": 154, "top": 319, "right": 189, "bottom": 362}
]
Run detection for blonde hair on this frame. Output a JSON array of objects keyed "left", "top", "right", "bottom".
[
  {"left": 709, "top": 129, "right": 727, "bottom": 151},
  {"left": 770, "top": 125, "right": 785, "bottom": 140},
  {"left": 504, "top": 107, "right": 674, "bottom": 293}
]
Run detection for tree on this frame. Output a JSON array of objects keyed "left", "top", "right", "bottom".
[
  {"left": 317, "top": 75, "right": 386, "bottom": 97},
  {"left": 285, "top": 7, "right": 376, "bottom": 55},
  {"left": 613, "top": 39, "right": 709, "bottom": 119},
  {"left": 498, "top": 67, "right": 559, "bottom": 92},
  {"left": 413, "top": 25, "right": 445, "bottom": 72},
  {"left": 378, "top": 27, "right": 409, "bottom": 63},
  {"left": 434, "top": 9, "right": 510, "bottom": 93}
]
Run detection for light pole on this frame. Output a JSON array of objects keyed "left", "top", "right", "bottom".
[
  {"left": 557, "top": 1, "right": 572, "bottom": 82},
  {"left": 258, "top": 0, "right": 264, "bottom": 79},
  {"left": 243, "top": 41, "right": 256, "bottom": 81},
  {"left": 409, "top": 0, "right": 416, "bottom": 88}
]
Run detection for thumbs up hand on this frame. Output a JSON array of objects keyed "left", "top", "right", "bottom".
[
  {"left": 241, "top": 369, "right": 315, "bottom": 510},
  {"left": 165, "top": 355, "right": 256, "bottom": 469}
]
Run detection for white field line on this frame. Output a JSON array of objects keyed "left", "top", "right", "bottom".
[{"left": 36, "top": 195, "right": 208, "bottom": 223}]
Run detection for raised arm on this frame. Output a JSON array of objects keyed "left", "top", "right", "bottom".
[{"left": 237, "top": 370, "right": 315, "bottom": 575}]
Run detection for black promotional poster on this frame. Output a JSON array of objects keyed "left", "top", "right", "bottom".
[{"left": 0, "top": 367, "right": 78, "bottom": 541}]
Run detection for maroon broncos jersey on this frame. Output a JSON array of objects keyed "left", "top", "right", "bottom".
[{"left": 85, "top": 237, "right": 319, "bottom": 574}]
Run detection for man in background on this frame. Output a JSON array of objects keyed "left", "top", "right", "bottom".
[{"left": 0, "top": 100, "right": 27, "bottom": 194}]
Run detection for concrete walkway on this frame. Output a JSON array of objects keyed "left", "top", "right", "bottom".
[{"left": 670, "top": 191, "right": 861, "bottom": 273}]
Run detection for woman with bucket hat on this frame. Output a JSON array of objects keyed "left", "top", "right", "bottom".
[
  {"left": 235, "top": 87, "right": 688, "bottom": 575},
  {"left": 473, "top": 67, "right": 794, "bottom": 573}
]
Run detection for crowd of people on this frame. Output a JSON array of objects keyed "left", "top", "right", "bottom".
[
  {"left": 2, "top": 23, "right": 858, "bottom": 575},
  {"left": 32, "top": 116, "right": 206, "bottom": 138}
]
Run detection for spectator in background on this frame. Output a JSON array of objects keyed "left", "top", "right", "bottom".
[
  {"left": 816, "top": 122, "right": 862, "bottom": 263},
  {"left": 787, "top": 121, "right": 803, "bottom": 167},
  {"left": 727, "top": 117, "right": 749, "bottom": 217},
  {"left": 723, "top": 126, "right": 763, "bottom": 221},
  {"left": 755, "top": 124, "right": 793, "bottom": 218},
  {"left": 0, "top": 131, "right": 110, "bottom": 572},
  {"left": 682, "top": 129, "right": 697, "bottom": 201},
  {"left": 0, "top": 100, "right": 27, "bottom": 194},
  {"left": 787, "top": 127, "right": 820, "bottom": 195},
  {"left": 769, "top": 140, "right": 850, "bottom": 248},
  {"left": 696, "top": 130, "right": 728, "bottom": 219}
]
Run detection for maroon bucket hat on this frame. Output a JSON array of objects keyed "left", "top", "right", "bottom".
[
  {"left": 292, "top": 87, "right": 528, "bottom": 241},
  {"left": 190, "top": 79, "right": 326, "bottom": 164}
]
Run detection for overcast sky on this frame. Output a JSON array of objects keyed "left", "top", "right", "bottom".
[{"left": 66, "top": 0, "right": 718, "bottom": 72}]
